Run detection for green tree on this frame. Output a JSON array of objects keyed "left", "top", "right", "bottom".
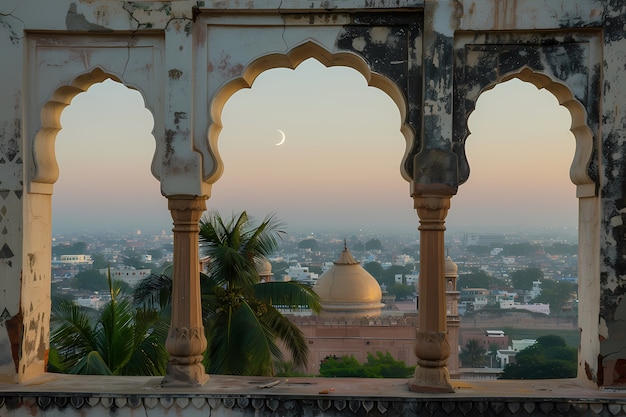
[
  {"left": 319, "top": 352, "right": 414, "bottom": 378},
  {"left": 510, "top": 268, "right": 543, "bottom": 291},
  {"left": 534, "top": 280, "right": 576, "bottom": 314},
  {"left": 90, "top": 253, "right": 109, "bottom": 270},
  {"left": 70, "top": 269, "right": 108, "bottom": 291},
  {"left": 147, "top": 248, "right": 164, "bottom": 261},
  {"left": 319, "top": 355, "right": 366, "bottom": 377},
  {"left": 500, "top": 335, "right": 576, "bottom": 379},
  {"left": 381, "top": 265, "right": 408, "bottom": 287},
  {"left": 363, "top": 261, "right": 384, "bottom": 280},
  {"left": 363, "top": 351, "right": 415, "bottom": 378},
  {"left": 48, "top": 276, "right": 169, "bottom": 376},
  {"left": 122, "top": 251, "right": 147, "bottom": 269},
  {"left": 365, "top": 238, "right": 383, "bottom": 251},
  {"left": 459, "top": 339, "right": 487, "bottom": 368},
  {"left": 53, "top": 241, "right": 88, "bottom": 257},
  {"left": 387, "top": 284, "right": 415, "bottom": 300},
  {"left": 134, "top": 211, "right": 321, "bottom": 376},
  {"left": 298, "top": 238, "right": 318, "bottom": 250},
  {"left": 457, "top": 269, "right": 493, "bottom": 289}
]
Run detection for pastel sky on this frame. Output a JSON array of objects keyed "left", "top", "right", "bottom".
[{"left": 53, "top": 59, "right": 576, "bottom": 236}]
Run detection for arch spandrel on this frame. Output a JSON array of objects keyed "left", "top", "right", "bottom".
[
  {"left": 27, "top": 34, "right": 167, "bottom": 193},
  {"left": 453, "top": 31, "right": 602, "bottom": 195},
  {"left": 194, "top": 11, "right": 423, "bottom": 185}
]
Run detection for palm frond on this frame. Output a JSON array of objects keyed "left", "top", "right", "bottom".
[
  {"left": 49, "top": 298, "right": 99, "bottom": 369},
  {"left": 120, "top": 312, "right": 169, "bottom": 376},
  {"left": 68, "top": 351, "right": 113, "bottom": 375},
  {"left": 133, "top": 272, "right": 173, "bottom": 312},
  {"left": 98, "top": 294, "right": 135, "bottom": 373},
  {"left": 253, "top": 281, "right": 321, "bottom": 313},
  {"left": 206, "top": 300, "right": 275, "bottom": 376},
  {"left": 261, "top": 305, "right": 309, "bottom": 369}
]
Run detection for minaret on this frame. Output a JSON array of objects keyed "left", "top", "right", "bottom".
[{"left": 445, "top": 255, "right": 460, "bottom": 378}]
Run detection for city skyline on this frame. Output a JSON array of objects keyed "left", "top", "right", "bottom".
[{"left": 53, "top": 59, "right": 576, "bottom": 236}]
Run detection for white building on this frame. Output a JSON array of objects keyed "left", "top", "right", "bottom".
[
  {"left": 99, "top": 266, "right": 152, "bottom": 287},
  {"left": 499, "top": 299, "right": 550, "bottom": 315},
  {"left": 283, "top": 263, "right": 319, "bottom": 284},
  {"left": 58, "top": 254, "right": 93, "bottom": 264}
]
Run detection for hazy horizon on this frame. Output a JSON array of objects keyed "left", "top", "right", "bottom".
[{"left": 53, "top": 59, "right": 576, "bottom": 237}]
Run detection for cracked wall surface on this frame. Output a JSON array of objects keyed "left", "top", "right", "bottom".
[{"left": 0, "top": 0, "right": 625, "bottom": 389}]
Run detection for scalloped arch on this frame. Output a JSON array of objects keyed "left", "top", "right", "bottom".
[
  {"left": 31, "top": 67, "right": 159, "bottom": 186},
  {"left": 204, "top": 41, "right": 412, "bottom": 184},
  {"left": 464, "top": 67, "right": 596, "bottom": 198}
]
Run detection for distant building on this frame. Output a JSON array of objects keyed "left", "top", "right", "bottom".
[
  {"left": 99, "top": 266, "right": 151, "bottom": 286},
  {"left": 461, "top": 329, "right": 510, "bottom": 352},
  {"left": 59, "top": 254, "right": 93, "bottom": 264},
  {"left": 499, "top": 299, "right": 550, "bottom": 315},
  {"left": 283, "top": 263, "right": 319, "bottom": 284},
  {"left": 286, "top": 246, "right": 461, "bottom": 377},
  {"left": 460, "top": 288, "right": 490, "bottom": 312},
  {"left": 463, "top": 233, "right": 507, "bottom": 246}
]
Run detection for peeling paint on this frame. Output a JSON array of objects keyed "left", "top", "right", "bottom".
[
  {"left": 168, "top": 69, "right": 183, "bottom": 80},
  {"left": 5, "top": 311, "right": 22, "bottom": 373}
]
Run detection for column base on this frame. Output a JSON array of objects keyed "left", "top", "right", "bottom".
[
  {"left": 161, "top": 363, "right": 209, "bottom": 387},
  {"left": 409, "top": 365, "right": 455, "bottom": 393}
]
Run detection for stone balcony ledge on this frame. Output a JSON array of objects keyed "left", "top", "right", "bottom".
[{"left": 0, "top": 375, "right": 624, "bottom": 417}]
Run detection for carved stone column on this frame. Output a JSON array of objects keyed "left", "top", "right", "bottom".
[
  {"left": 162, "top": 195, "right": 209, "bottom": 386},
  {"left": 410, "top": 184, "right": 455, "bottom": 393}
]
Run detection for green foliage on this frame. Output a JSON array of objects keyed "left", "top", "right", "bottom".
[
  {"left": 319, "top": 355, "right": 366, "bottom": 377},
  {"left": 134, "top": 210, "right": 321, "bottom": 377},
  {"left": 319, "top": 351, "right": 413, "bottom": 378},
  {"left": 365, "top": 239, "right": 383, "bottom": 251},
  {"left": 459, "top": 339, "right": 487, "bottom": 368},
  {"left": 387, "top": 284, "right": 415, "bottom": 299},
  {"left": 53, "top": 241, "right": 88, "bottom": 257},
  {"left": 363, "top": 351, "right": 415, "bottom": 378},
  {"left": 500, "top": 335, "right": 576, "bottom": 379},
  {"left": 49, "top": 276, "right": 169, "bottom": 376},
  {"left": 147, "top": 248, "right": 164, "bottom": 261},
  {"left": 533, "top": 280, "right": 576, "bottom": 314},
  {"left": 122, "top": 250, "right": 147, "bottom": 269},
  {"left": 510, "top": 268, "right": 544, "bottom": 291},
  {"left": 90, "top": 253, "right": 108, "bottom": 270},
  {"left": 381, "top": 265, "right": 408, "bottom": 287},
  {"left": 70, "top": 269, "right": 108, "bottom": 291},
  {"left": 298, "top": 238, "right": 318, "bottom": 250},
  {"left": 457, "top": 269, "right": 494, "bottom": 289},
  {"left": 363, "top": 261, "right": 384, "bottom": 280}
]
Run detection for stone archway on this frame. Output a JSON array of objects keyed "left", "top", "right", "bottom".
[
  {"left": 453, "top": 31, "right": 602, "bottom": 384},
  {"left": 204, "top": 41, "right": 412, "bottom": 185}
]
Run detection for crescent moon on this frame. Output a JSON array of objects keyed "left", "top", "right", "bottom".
[{"left": 275, "top": 129, "right": 286, "bottom": 146}]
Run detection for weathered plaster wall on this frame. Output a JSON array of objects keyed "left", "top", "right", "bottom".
[
  {"left": 0, "top": 4, "right": 28, "bottom": 382},
  {"left": 1, "top": 0, "right": 625, "bottom": 390}
]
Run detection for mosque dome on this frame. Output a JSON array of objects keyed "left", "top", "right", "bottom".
[
  {"left": 313, "top": 244, "right": 384, "bottom": 317},
  {"left": 255, "top": 257, "right": 273, "bottom": 280},
  {"left": 445, "top": 256, "right": 458, "bottom": 277}
]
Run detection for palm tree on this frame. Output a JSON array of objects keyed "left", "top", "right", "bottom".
[
  {"left": 49, "top": 274, "right": 169, "bottom": 376},
  {"left": 134, "top": 210, "right": 321, "bottom": 376}
]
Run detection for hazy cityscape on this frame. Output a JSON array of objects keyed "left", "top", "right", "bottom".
[{"left": 52, "top": 223, "right": 580, "bottom": 375}]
